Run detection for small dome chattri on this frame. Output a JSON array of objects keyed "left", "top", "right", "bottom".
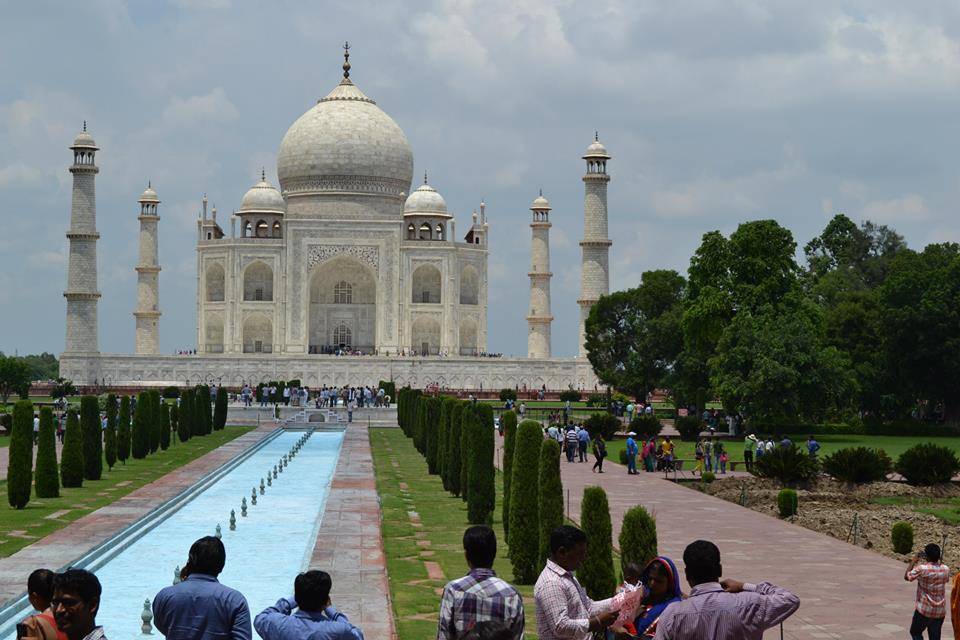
[
  {"left": 239, "top": 173, "right": 286, "bottom": 214},
  {"left": 583, "top": 133, "right": 610, "bottom": 159},
  {"left": 72, "top": 122, "right": 98, "bottom": 149},
  {"left": 403, "top": 178, "right": 450, "bottom": 217},
  {"left": 531, "top": 193, "right": 550, "bottom": 209},
  {"left": 139, "top": 183, "right": 159, "bottom": 202}
]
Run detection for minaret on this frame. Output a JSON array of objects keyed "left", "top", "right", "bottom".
[
  {"left": 527, "top": 191, "right": 553, "bottom": 358},
  {"left": 577, "top": 133, "right": 612, "bottom": 357},
  {"left": 134, "top": 183, "right": 162, "bottom": 354},
  {"left": 64, "top": 123, "right": 101, "bottom": 354}
]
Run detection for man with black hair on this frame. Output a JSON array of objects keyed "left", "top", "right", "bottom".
[
  {"left": 534, "top": 525, "right": 618, "bottom": 639},
  {"left": 437, "top": 525, "right": 524, "bottom": 639},
  {"left": 19, "top": 569, "right": 67, "bottom": 640},
  {"left": 905, "top": 542, "right": 949, "bottom": 640},
  {"left": 153, "top": 536, "right": 251, "bottom": 640},
  {"left": 50, "top": 569, "right": 104, "bottom": 640},
  {"left": 254, "top": 570, "right": 363, "bottom": 640},
  {"left": 654, "top": 539, "right": 799, "bottom": 639}
]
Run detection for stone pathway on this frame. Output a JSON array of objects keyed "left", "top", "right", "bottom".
[
  {"left": 0, "top": 440, "right": 64, "bottom": 477},
  {"left": 497, "top": 443, "right": 951, "bottom": 639},
  {"left": 0, "top": 425, "right": 276, "bottom": 605},
  {"left": 307, "top": 424, "right": 395, "bottom": 640}
]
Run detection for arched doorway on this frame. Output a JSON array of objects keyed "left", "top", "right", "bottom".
[
  {"left": 242, "top": 314, "right": 272, "bottom": 353},
  {"left": 411, "top": 315, "right": 441, "bottom": 355},
  {"left": 459, "top": 316, "right": 478, "bottom": 356},
  {"left": 411, "top": 264, "right": 442, "bottom": 304},
  {"left": 309, "top": 257, "right": 376, "bottom": 353}
]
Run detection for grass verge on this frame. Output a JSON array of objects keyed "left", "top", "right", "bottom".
[{"left": 0, "top": 426, "right": 254, "bottom": 557}]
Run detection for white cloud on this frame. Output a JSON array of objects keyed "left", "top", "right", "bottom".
[
  {"left": 860, "top": 194, "right": 930, "bottom": 222},
  {"left": 175, "top": 0, "right": 231, "bottom": 8},
  {"left": 160, "top": 88, "right": 239, "bottom": 128},
  {"left": 26, "top": 251, "right": 66, "bottom": 270},
  {"left": 0, "top": 164, "right": 47, "bottom": 189}
]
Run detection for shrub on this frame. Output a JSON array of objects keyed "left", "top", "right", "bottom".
[
  {"left": 132, "top": 392, "right": 150, "bottom": 459},
  {"left": 414, "top": 396, "right": 428, "bottom": 454},
  {"left": 213, "top": 387, "right": 228, "bottom": 431},
  {"left": 0, "top": 413, "right": 11, "bottom": 434},
  {"left": 161, "top": 386, "right": 180, "bottom": 399},
  {"left": 117, "top": 396, "right": 131, "bottom": 463},
  {"left": 891, "top": 521, "right": 914, "bottom": 554},
  {"left": 499, "top": 388, "right": 517, "bottom": 402},
  {"left": 822, "top": 447, "right": 892, "bottom": 483},
  {"left": 193, "top": 387, "right": 208, "bottom": 437},
  {"left": 446, "top": 401, "right": 464, "bottom": 497},
  {"left": 619, "top": 506, "right": 657, "bottom": 573},
  {"left": 619, "top": 448, "right": 630, "bottom": 465},
  {"left": 509, "top": 420, "right": 544, "bottom": 584},
  {"left": 674, "top": 416, "right": 703, "bottom": 442},
  {"left": 584, "top": 413, "right": 621, "bottom": 440},
  {"left": 559, "top": 390, "right": 581, "bottom": 403},
  {"left": 178, "top": 389, "right": 193, "bottom": 442},
  {"left": 629, "top": 414, "right": 662, "bottom": 441},
  {"left": 586, "top": 393, "right": 607, "bottom": 408},
  {"left": 753, "top": 445, "right": 820, "bottom": 485},
  {"left": 286, "top": 379, "right": 301, "bottom": 388},
  {"left": 160, "top": 403, "right": 171, "bottom": 451},
  {"left": 35, "top": 406, "right": 59, "bottom": 498},
  {"left": 467, "top": 404, "right": 495, "bottom": 525},
  {"left": 777, "top": 488, "right": 798, "bottom": 517},
  {"left": 201, "top": 385, "right": 214, "bottom": 435},
  {"left": 104, "top": 394, "right": 117, "bottom": 470},
  {"left": 538, "top": 438, "right": 564, "bottom": 571},
  {"left": 896, "top": 443, "right": 960, "bottom": 486},
  {"left": 501, "top": 410, "right": 518, "bottom": 543},
  {"left": 169, "top": 404, "right": 179, "bottom": 447},
  {"left": 378, "top": 381, "right": 396, "bottom": 403},
  {"left": 7, "top": 400, "right": 33, "bottom": 509},
  {"left": 701, "top": 471, "right": 716, "bottom": 484},
  {"left": 80, "top": 396, "right": 102, "bottom": 480},
  {"left": 149, "top": 390, "right": 161, "bottom": 453},
  {"left": 60, "top": 409, "right": 84, "bottom": 488},
  {"left": 437, "top": 397, "right": 451, "bottom": 483},
  {"left": 579, "top": 487, "right": 616, "bottom": 600},
  {"left": 426, "top": 397, "right": 442, "bottom": 474},
  {"left": 460, "top": 404, "right": 472, "bottom": 502}
]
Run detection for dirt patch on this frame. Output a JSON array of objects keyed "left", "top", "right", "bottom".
[{"left": 696, "top": 476, "right": 960, "bottom": 568}]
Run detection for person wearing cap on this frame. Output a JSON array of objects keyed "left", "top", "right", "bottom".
[
  {"left": 625, "top": 432, "right": 638, "bottom": 475},
  {"left": 744, "top": 434, "right": 757, "bottom": 472}
]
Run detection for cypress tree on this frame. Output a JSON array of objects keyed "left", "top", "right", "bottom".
[
  {"left": 467, "top": 401, "right": 495, "bottom": 525},
  {"left": 619, "top": 506, "right": 658, "bottom": 572},
  {"left": 148, "top": 390, "right": 161, "bottom": 453},
  {"left": 508, "top": 420, "right": 543, "bottom": 583},
  {"left": 178, "top": 389, "right": 193, "bottom": 442},
  {"left": 35, "top": 406, "right": 59, "bottom": 498},
  {"left": 117, "top": 396, "right": 131, "bottom": 463},
  {"left": 204, "top": 386, "right": 214, "bottom": 435},
  {"left": 447, "top": 402, "right": 463, "bottom": 497},
  {"left": 438, "top": 397, "right": 454, "bottom": 488},
  {"left": 459, "top": 404, "right": 473, "bottom": 502},
  {"left": 414, "top": 396, "right": 427, "bottom": 454},
  {"left": 501, "top": 410, "right": 518, "bottom": 543},
  {"left": 579, "top": 486, "right": 617, "bottom": 600},
  {"left": 425, "top": 396, "right": 441, "bottom": 474},
  {"left": 104, "top": 394, "right": 117, "bottom": 470},
  {"left": 169, "top": 403, "right": 179, "bottom": 446},
  {"left": 7, "top": 400, "right": 33, "bottom": 508},
  {"left": 132, "top": 392, "right": 150, "bottom": 459},
  {"left": 60, "top": 409, "right": 84, "bottom": 488},
  {"left": 80, "top": 395, "right": 102, "bottom": 480},
  {"left": 194, "top": 387, "right": 207, "bottom": 437},
  {"left": 214, "top": 386, "right": 228, "bottom": 431},
  {"left": 538, "top": 438, "right": 564, "bottom": 571},
  {"left": 160, "top": 402, "right": 171, "bottom": 450}
]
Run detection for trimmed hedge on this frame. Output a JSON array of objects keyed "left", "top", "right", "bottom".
[
  {"left": 149, "top": 390, "right": 161, "bottom": 453},
  {"left": 896, "top": 443, "right": 960, "bottom": 486},
  {"left": 446, "top": 401, "right": 464, "bottom": 497},
  {"left": 35, "top": 406, "right": 59, "bottom": 498},
  {"left": 193, "top": 387, "right": 207, "bottom": 438},
  {"left": 777, "top": 488, "right": 798, "bottom": 517},
  {"left": 822, "top": 447, "right": 892, "bottom": 483},
  {"left": 377, "top": 381, "right": 396, "bottom": 404},
  {"left": 214, "top": 386, "right": 228, "bottom": 431},
  {"left": 752, "top": 444, "right": 820, "bottom": 485},
  {"left": 750, "top": 420, "right": 960, "bottom": 437},
  {"left": 585, "top": 413, "right": 621, "bottom": 440},
  {"left": 7, "top": 400, "right": 34, "bottom": 508},
  {"left": 892, "top": 521, "right": 914, "bottom": 554},
  {"left": 701, "top": 471, "right": 716, "bottom": 484},
  {"left": 501, "top": 410, "right": 518, "bottom": 543},
  {"left": 579, "top": 486, "right": 616, "bottom": 600},
  {"left": 60, "top": 409, "right": 84, "bottom": 488},
  {"left": 425, "top": 396, "right": 441, "bottom": 474},
  {"left": 460, "top": 404, "right": 472, "bottom": 502},
  {"left": 178, "top": 389, "right": 193, "bottom": 442},
  {"left": 80, "top": 396, "right": 102, "bottom": 480},
  {"left": 437, "top": 397, "right": 451, "bottom": 484},
  {"left": 161, "top": 386, "right": 180, "bottom": 399},
  {"left": 132, "top": 392, "right": 150, "bottom": 459},
  {"left": 104, "top": 394, "right": 117, "bottom": 470},
  {"left": 559, "top": 390, "right": 582, "bottom": 403},
  {"left": 160, "top": 403, "right": 171, "bottom": 451},
  {"left": 629, "top": 414, "right": 662, "bottom": 441},
  {"left": 499, "top": 388, "right": 518, "bottom": 402},
  {"left": 619, "top": 505, "right": 657, "bottom": 573},
  {"left": 509, "top": 420, "right": 544, "bottom": 584},
  {"left": 117, "top": 396, "right": 131, "bottom": 463},
  {"left": 169, "top": 404, "right": 179, "bottom": 446},
  {"left": 675, "top": 416, "right": 703, "bottom": 441},
  {"left": 538, "top": 438, "right": 564, "bottom": 571},
  {"left": 467, "top": 403, "right": 495, "bottom": 525}
]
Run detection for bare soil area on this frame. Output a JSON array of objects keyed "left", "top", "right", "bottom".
[{"left": 694, "top": 476, "right": 960, "bottom": 569}]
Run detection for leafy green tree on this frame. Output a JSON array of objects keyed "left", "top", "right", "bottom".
[
  {"left": 35, "top": 406, "right": 59, "bottom": 498},
  {"left": 0, "top": 356, "right": 32, "bottom": 404},
  {"left": 178, "top": 389, "right": 193, "bottom": 442},
  {"left": 19, "top": 352, "right": 59, "bottom": 381},
  {"left": 80, "top": 396, "right": 102, "bottom": 480},
  {"left": 467, "top": 402, "right": 495, "bottom": 525},
  {"left": 160, "top": 402, "right": 171, "bottom": 450},
  {"left": 578, "top": 486, "right": 616, "bottom": 600},
  {"left": 538, "top": 439, "right": 564, "bottom": 571},
  {"left": 7, "top": 400, "right": 33, "bottom": 508},
  {"left": 104, "top": 394, "right": 117, "bottom": 470},
  {"left": 117, "top": 396, "right": 131, "bottom": 463},
  {"left": 619, "top": 506, "right": 658, "bottom": 573},
  {"left": 214, "top": 386, "right": 228, "bottom": 431},
  {"left": 60, "top": 409, "right": 84, "bottom": 488},
  {"left": 446, "top": 401, "right": 464, "bottom": 496},
  {"left": 132, "top": 392, "right": 150, "bottom": 459},
  {"left": 509, "top": 420, "right": 544, "bottom": 583},
  {"left": 50, "top": 377, "right": 76, "bottom": 400},
  {"left": 501, "top": 410, "right": 518, "bottom": 543}
]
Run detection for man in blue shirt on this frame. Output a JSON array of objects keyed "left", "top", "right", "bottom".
[
  {"left": 254, "top": 570, "right": 363, "bottom": 640},
  {"left": 577, "top": 427, "right": 590, "bottom": 463},
  {"left": 625, "top": 432, "right": 638, "bottom": 475},
  {"left": 806, "top": 435, "right": 821, "bottom": 457},
  {"left": 153, "top": 537, "right": 251, "bottom": 640}
]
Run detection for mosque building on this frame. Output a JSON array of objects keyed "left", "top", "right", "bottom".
[{"left": 59, "top": 48, "right": 610, "bottom": 390}]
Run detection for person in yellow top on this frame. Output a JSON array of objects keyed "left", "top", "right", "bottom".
[{"left": 661, "top": 436, "right": 676, "bottom": 470}]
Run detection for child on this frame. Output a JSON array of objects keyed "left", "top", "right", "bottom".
[
  {"left": 609, "top": 563, "right": 645, "bottom": 637},
  {"left": 719, "top": 449, "right": 728, "bottom": 474},
  {"left": 693, "top": 439, "right": 704, "bottom": 476}
]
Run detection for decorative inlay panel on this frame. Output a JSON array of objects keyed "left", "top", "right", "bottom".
[{"left": 308, "top": 244, "right": 380, "bottom": 272}]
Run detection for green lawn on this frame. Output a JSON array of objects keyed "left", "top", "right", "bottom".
[
  {"left": 371, "top": 428, "right": 540, "bottom": 639},
  {"left": 603, "top": 434, "right": 960, "bottom": 466},
  {"left": 871, "top": 496, "right": 960, "bottom": 525},
  {"left": 0, "top": 426, "right": 253, "bottom": 557}
]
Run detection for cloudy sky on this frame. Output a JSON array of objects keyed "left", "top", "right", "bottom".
[{"left": 1, "top": 1, "right": 958, "bottom": 358}]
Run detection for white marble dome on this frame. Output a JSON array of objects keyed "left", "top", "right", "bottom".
[
  {"left": 583, "top": 137, "right": 610, "bottom": 158},
  {"left": 139, "top": 184, "right": 159, "bottom": 202},
  {"left": 72, "top": 130, "right": 97, "bottom": 149},
  {"left": 403, "top": 180, "right": 449, "bottom": 216},
  {"left": 276, "top": 79, "right": 413, "bottom": 198},
  {"left": 531, "top": 193, "right": 550, "bottom": 209},
  {"left": 239, "top": 175, "right": 285, "bottom": 214}
]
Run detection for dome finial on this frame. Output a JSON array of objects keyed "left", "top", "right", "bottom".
[
  {"left": 424, "top": 170, "right": 428, "bottom": 185},
  {"left": 83, "top": 120, "right": 87, "bottom": 132},
  {"left": 261, "top": 167, "right": 266, "bottom": 181},
  {"left": 148, "top": 180, "right": 151, "bottom": 189},
  {"left": 539, "top": 188, "right": 543, "bottom": 197},
  {"left": 595, "top": 130, "right": 598, "bottom": 142},
  {"left": 342, "top": 41, "right": 351, "bottom": 79}
]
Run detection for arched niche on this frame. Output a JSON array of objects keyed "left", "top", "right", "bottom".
[
  {"left": 411, "top": 264, "right": 441, "bottom": 304},
  {"left": 205, "top": 264, "right": 225, "bottom": 302},
  {"left": 242, "top": 314, "right": 272, "bottom": 353},
  {"left": 308, "top": 256, "right": 377, "bottom": 353},
  {"left": 411, "top": 316, "right": 441, "bottom": 355},
  {"left": 460, "top": 265, "right": 479, "bottom": 305},
  {"left": 243, "top": 261, "right": 274, "bottom": 301},
  {"left": 205, "top": 315, "right": 224, "bottom": 353},
  {"left": 459, "top": 316, "right": 478, "bottom": 356}
]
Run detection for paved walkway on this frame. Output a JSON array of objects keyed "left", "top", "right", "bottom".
[{"left": 498, "top": 445, "right": 950, "bottom": 640}]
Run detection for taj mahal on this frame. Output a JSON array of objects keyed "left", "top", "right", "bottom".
[{"left": 59, "top": 48, "right": 612, "bottom": 390}]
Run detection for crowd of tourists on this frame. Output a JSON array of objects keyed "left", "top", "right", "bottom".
[{"left": 236, "top": 384, "right": 391, "bottom": 412}]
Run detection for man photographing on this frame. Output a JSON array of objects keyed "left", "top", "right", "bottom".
[{"left": 905, "top": 543, "right": 948, "bottom": 640}]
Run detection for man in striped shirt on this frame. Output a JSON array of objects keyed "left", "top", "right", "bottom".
[
  {"left": 437, "top": 526, "right": 524, "bottom": 639},
  {"left": 905, "top": 543, "right": 949, "bottom": 640}
]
